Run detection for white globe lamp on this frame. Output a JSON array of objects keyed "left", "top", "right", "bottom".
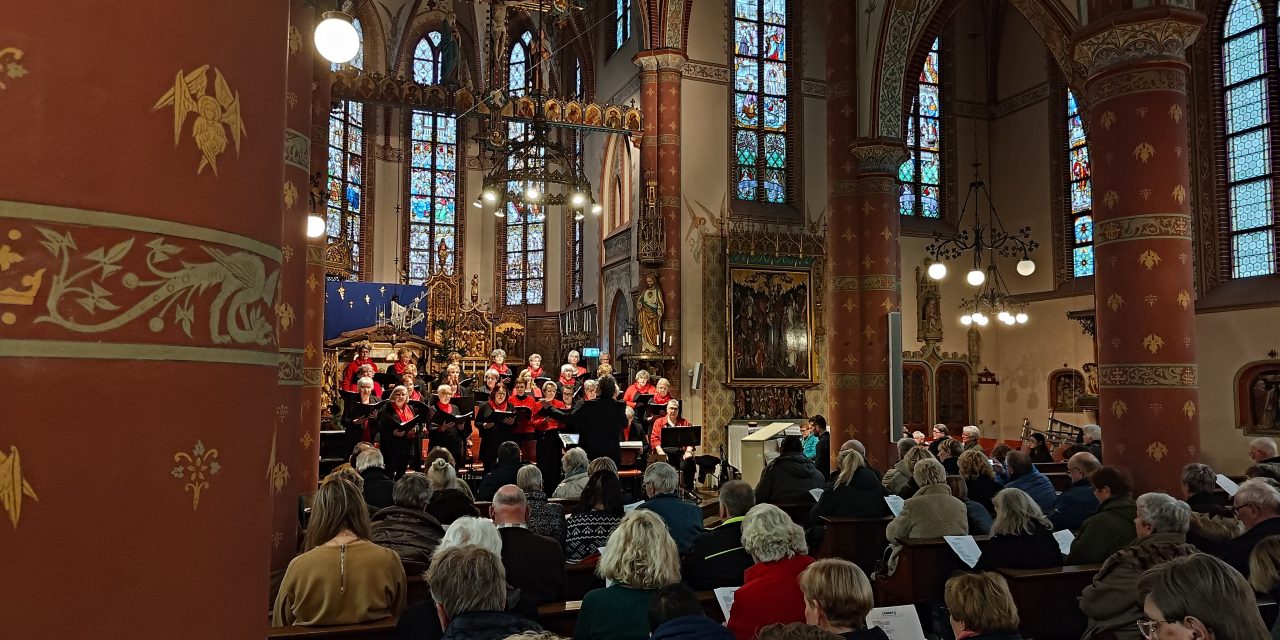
[
  {"left": 927, "top": 261, "right": 947, "bottom": 280},
  {"left": 305, "top": 214, "right": 326, "bottom": 239},
  {"left": 315, "top": 12, "right": 360, "bottom": 64},
  {"left": 966, "top": 268, "right": 986, "bottom": 286},
  {"left": 1016, "top": 259, "right": 1037, "bottom": 276}
]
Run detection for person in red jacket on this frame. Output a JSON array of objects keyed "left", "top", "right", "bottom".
[
  {"left": 652, "top": 377, "right": 673, "bottom": 406},
  {"left": 557, "top": 364, "right": 578, "bottom": 391},
  {"left": 341, "top": 343, "right": 376, "bottom": 392},
  {"left": 727, "top": 504, "right": 816, "bottom": 640},
  {"left": 509, "top": 375, "right": 542, "bottom": 462},
  {"left": 623, "top": 369, "right": 655, "bottom": 408},
  {"left": 649, "top": 400, "right": 691, "bottom": 452}
]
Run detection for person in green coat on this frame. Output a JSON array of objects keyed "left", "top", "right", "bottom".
[
  {"left": 1066, "top": 466, "right": 1137, "bottom": 565},
  {"left": 575, "top": 509, "right": 681, "bottom": 640}
]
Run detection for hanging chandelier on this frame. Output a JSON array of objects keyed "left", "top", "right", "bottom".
[{"left": 924, "top": 162, "right": 1038, "bottom": 327}]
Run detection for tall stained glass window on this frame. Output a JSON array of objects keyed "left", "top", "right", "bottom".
[
  {"left": 327, "top": 18, "right": 365, "bottom": 280},
  {"left": 570, "top": 58, "right": 585, "bottom": 302},
  {"left": 616, "top": 0, "right": 631, "bottom": 52},
  {"left": 1066, "top": 90, "right": 1094, "bottom": 277},
  {"left": 732, "top": 0, "right": 790, "bottom": 204},
  {"left": 505, "top": 31, "right": 545, "bottom": 305},
  {"left": 1222, "top": 0, "right": 1278, "bottom": 277},
  {"left": 405, "top": 32, "right": 459, "bottom": 283},
  {"left": 899, "top": 37, "right": 942, "bottom": 218}
]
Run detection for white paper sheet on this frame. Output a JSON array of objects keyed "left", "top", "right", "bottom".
[
  {"left": 884, "top": 495, "right": 905, "bottom": 516},
  {"left": 810, "top": 488, "right": 824, "bottom": 502},
  {"left": 866, "top": 605, "right": 927, "bottom": 640},
  {"left": 713, "top": 586, "right": 738, "bottom": 621},
  {"left": 944, "top": 535, "right": 983, "bottom": 568},
  {"left": 1217, "top": 474, "right": 1240, "bottom": 497},
  {"left": 623, "top": 500, "right": 644, "bottom": 513},
  {"left": 1053, "top": 529, "right": 1075, "bottom": 557}
]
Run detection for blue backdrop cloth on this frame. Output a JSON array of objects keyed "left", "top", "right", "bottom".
[{"left": 324, "top": 281, "right": 430, "bottom": 341}]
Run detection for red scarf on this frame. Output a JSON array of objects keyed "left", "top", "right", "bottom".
[
  {"left": 526, "top": 367, "right": 544, "bottom": 379},
  {"left": 436, "top": 401, "right": 453, "bottom": 413},
  {"left": 491, "top": 362, "right": 509, "bottom": 375},
  {"left": 393, "top": 403, "right": 414, "bottom": 423}
]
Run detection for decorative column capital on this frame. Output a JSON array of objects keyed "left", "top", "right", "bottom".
[
  {"left": 851, "top": 139, "right": 908, "bottom": 176},
  {"left": 1072, "top": 8, "right": 1204, "bottom": 77},
  {"left": 633, "top": 49, "right": 687, "bottom": 72}
]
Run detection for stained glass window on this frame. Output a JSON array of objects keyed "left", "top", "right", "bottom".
[
  {"left": 900, "top": 37, "right": 942, "bottom": 218},
  {"left": 1065, "top": 90, "right": 1094, "bottom": 277},
  {"left": 403, "top": 33, "right": 459, "bottom": 284},
  {"left": 732, "top": 0, "right": 791, "bottom": 204},
  {"left": 413, "top": 31, "right": 443, "bottom": 85},
  {"left": 570, "top": 58, "right": 585, "bottom": 302},
  {"left": 505, "top": 32, "right": 545, "bottom": 305},
  {"left": 1222, "top": 0, "right": 1278, "bottom": 277},
  {"left": 327, "top": 18, "right": 365, "bottom": 280},
  {"left": 616, "top": 0, "right": 631, "bottom": 52}
]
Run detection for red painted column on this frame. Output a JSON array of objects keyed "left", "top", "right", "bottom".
[
  {"left": 1076, "top": 9, "right": 1203, "bottom": 492},
  {"left": 0, "top": 2, "right": 287, "bottom": 637},
  {"left": 304, "top": 17, "right": 334, "bottom": 492}
]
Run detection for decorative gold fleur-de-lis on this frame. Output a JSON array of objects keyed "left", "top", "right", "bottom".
[
  {"left": 1104, "top": 190, "right": 1119, "bottom": 209},
  {"left": 1111, "top": 338, "right": 1122, "bottom": 350},
  {"left": 1144, "top": 294, "right": 1158, "bottom": 306},
  {"left": 1112, "top": 399, "right": 1128, "bottom": 418},
  {"left": 1139, "top": 188, "right": 1152, "bottom": 200},
  {"left": 1136, "top": 106, "right": 1149, "bottom": 119},
  {"left": 1143, "top": 333, "right": 1166, "bottom": 354},
  {"left": 1169, "top": 104, "right": 1183, "bottom": 123},
  {"left": 843, "top": 296, "right": 856, "bottom": 312},
  {"left": 1172, "top": 185, "right": 1186, "bottom": 204},
  {"left": 1133, "top": 142, "right": 1156, "bottom": 163},
  {"left": 172, "top": 440, "right": 221, "bottom": 510},
  {"left": 1147, "top": 441, "right": 1169, "bottom": 461},
  {"left": 1116, "top": 443, "right": 1128, "bottom": 455},
  {"left": 1107, "top": 293, "right": 1124, "bottom": 311},
  {"left": 283, "top": 181, "right": 298, "bottom": 209},
  {"left": 1177, "top": 290, "right": 1191, "bottom": 309},
  {"left": 1139, "top": 250, "right": 1161, "bottom": 269},
  {"left": 0, "top": 445, "right": 38, "bottom": 529},
  {"left": 1100, "top": 111, "right": 1116, "bottom": 129},
  {"left": 1182, "top": 401, "right": 1196, "bottom": 419}
]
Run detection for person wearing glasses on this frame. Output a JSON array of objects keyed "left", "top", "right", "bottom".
[
  {"left": 1136, "top": 553, "right": 1271, "bottom": 640},
  {"left": 1047, "top": 452, "right": 1101, "bottom": 531},
  {"left": 1218, "top": 478, "right": 1280, "bottom": 577},
  {"left": 1078, "top": 493, "right": 1198, "bottom": 640}
]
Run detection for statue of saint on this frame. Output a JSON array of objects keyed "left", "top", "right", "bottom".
[
  {"left": 638, "top": 273, "right": 665, "bottom": 353},
  {"left": 1082, "top": 362, "right": 1099, "bottom": 397}
]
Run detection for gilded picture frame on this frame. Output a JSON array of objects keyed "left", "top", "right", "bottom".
[{"left": 727, "top": 266, "right": 815, "bottom": 383}]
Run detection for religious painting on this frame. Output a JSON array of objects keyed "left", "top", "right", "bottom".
[
  {"left": 1238, "top": 361, "right": 1280, "bottom": 434},
  {"left": 1049, "top": 369, "right": 1086, "bottom": 412},
  {"left": 727, "top": 266, "right": 814, "bottom": 383}
]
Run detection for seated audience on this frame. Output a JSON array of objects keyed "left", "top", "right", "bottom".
[
  {"left": 576, "top": 510, "right": 681, "bottom": 640},
  {"left": 757, "top": 435, "right": 826, "bottom": 505},
  {"left": 1248, "top": 463, "right": 1280, "bottom": 483},
  {"left": 882, "top": 458, "right": 967, "bottom": 575},
  {"left": 370, "top": 473, "right": 445, "bottom": 575},
  {"left": 1026, "top": 432, "right": 1053, "bottom": 463},
  {"left": 1137, "top": 553, "right": 1272, "bottom": 640},
  {"left": 477, "top": 441, "right": 523, "bottom": 502},
  {"left": 811, "top": 415, "right": 832, "bottom": 479},
  {"left": 1003, "top": 451, "right": 1057, "bottom": 512},
  {"left": 1249, "top": 536, "right": 1280, "bottom": 639},
  {"left": 962, "top": 425, "right": 983, "bottom": 453},
  {"left": 1048, "top": 452, "right": 1102, "bottom": 531},
  {"left": 1082, "top": 424, "right": 1103, "bottom": 462},
  {"left": 881, "top": 438, "right": 924, "bottom": 495},
  {"left": 958, "top": 448, "right": 1001, "bottom": 514},
  {"left": 565, "top": 470, "right": 625, "bottom": 563},
  {"left": 552, "top": 447, "right": 590, "bottom": 499},
  {"left": 892, "top": 445, "right": 937, "bottom": 500},
  {"left": 1218, "top": 477, "right": 1280, "bottom": 577},
  {"left": 756, "top": 623, "right": 842, "bottom": 640},
  {"left": 1181, "top": 463, "right": 1232, "bottom": 517},
  {"left": 684, "top": 479, "right": 756, "bottom": 590},
  {"left": 1066, "top": 466, "right": 1138, "bottom": 565},
  {"left": 799, "top": 559, "right": 886, "bottom": 640},
  {"left": 273, "top": 476, "right": 406, "bottom": 627},
  {"left": 639, "top": 462, "right": 705, "bottom": 555},
  {"left": 728, "top": 504, "right": 817, "bottom": 640},
  {"left": 946, "top": 476, "right": 993, "bottom": 536},
  {"left": 516, "top": 465, "right": 564, "bottom": 542},
  {"left": 976, "top": 488, "right": 1061, "bottom": 570},
  {"left": 839, "top": 439, "right": 879, "bottom": 478},
  {"left": 425, "top": 447, "right": 475, "bottom": 499},
  {"left": 588, "top": 455, "right": 618, "bottom": 476},
  {"left": 1251, "top": 437, "right": 1280, "bottom": 464},
  {"left": 812, "top": 449, "right": 891, "bottom": 520},
  {"left": 943, "top": 572, "right": 1024, "bottom": 640},
  {"left": 490, "top": 485, "right": 566, "bottom": 607},
  {"left": 648, "top": 583, "right": 735, "bottom": 640},
  {"left": 939, "top": 439, "right": 963, "bottom": 475},
  {"left": 1079, "top": 492, "right": 1197, "bottom": 640},
  {"left": 427, "top": 545, "right": 542, "bottom": 640},
  {"left": 801, "top": 420, "right": 820, "bottom": 462},
  {"left": 990, "top": 444, "right": 1013, "bottom": 485},
  {"left": 927, "top": 424, "right": 950, "bottom": 457},
  {"left": 357, "top": 448, "right": 396, "bottom": 510},
  {"left": 425, "top": 458, "right": 480, "bottom": 525}
]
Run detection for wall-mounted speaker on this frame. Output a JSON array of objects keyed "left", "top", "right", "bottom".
[{"left": 690, "top": 362, "right": 704, "bottom": 390}]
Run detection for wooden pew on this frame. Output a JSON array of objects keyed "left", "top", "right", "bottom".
[
  {"left": 406, "top": 574, "right": 430, "bottom": 605},
  {"left": 773, "top": 502, "right": 815, "bottom": 528},
  {"left": 268, "top": 617, "right": 398, "bottom": 638},
  {"left": 817, "top": 516, "right": 892, "bottom": 574},
  {"left": 1044, "top": 472, "right": 1071, "bottom": 492},
  {"left": 996, "top": 564, "right": 1101, "bottom": 640},
  {"left": 1036, "top": 462, "right": 1068, "bottom": 474},
  {"left": 537, "top": 590, "right": 724, "bottom": 637},
  {"left": 565, "top": 560, "right": 605, "bottom": 601},
  {"left": 874, "top": 536, "right": 990, "bottom": 607}
]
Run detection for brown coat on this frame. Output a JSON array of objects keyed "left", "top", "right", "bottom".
[
  {"left": 272, "top": 540, "right": 407, "bottom": 627},
  {"left": 883, "top": 483, "right": 969, "bottom": 574},
  {"left": 1079, "top": 532, "right": 1198, "bottom": 640}
]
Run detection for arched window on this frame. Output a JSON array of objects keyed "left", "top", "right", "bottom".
[
  {"left": 899, "top": 37, "right": 942, "bottom": 218},
  {"left": 569, "top": 57, "right": 585, "bottom": 302},
  {"left": 1221, "top": 0, "right": 1278, "bottom": 278},
  {"left": 405, "top": 31, "right": 460, "bottom": 282},
  {"left": 327, "top": 18, "right": 366, "bottom": 280},
  {"left": 504, "top": 31, "right": 545, "bottom": 305},
  {"left": 1066, "top": 89, "right": 1094, "bottom": 277},
  {"left": 732, "top": 0, "right": 791, "bottom": 204},
  {"left": 615, "top": 0, "right": 632, "bottom": 52}
]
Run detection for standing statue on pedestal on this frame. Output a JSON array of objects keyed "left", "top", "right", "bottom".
[{"left": 638, "top": 273, "right": 665, "bottom": 353}]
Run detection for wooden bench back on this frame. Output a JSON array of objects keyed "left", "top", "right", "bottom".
[
  {"left": 997, "top": 564, "right": 1101, "bottom": 640},
  {"left": 1036, "top": 462, "right": 1068, "bottom": 474},
  {"left": 874, "top": 536, "right": 990, "bottom": 607},
  {"left": 818, "top": 516, "right": 892, "bottom": 574},
  {"left": 1044, "top": 472, "right": 1071, "bottom": 492},
  {"left": 537, "top": 590, "right": 724, "bottom": 637},
  {"left": 267, "top": 617, "right": 398, "bottom": 638}
]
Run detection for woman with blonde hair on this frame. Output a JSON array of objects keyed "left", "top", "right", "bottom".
[
  {"left": 273, "top": 477, "right": 406, "bottom": 627},
  {"left": 800, "top": 558, "right": 885, "bottom": 639},
  {"left": 809, "top": 450, "right": 891, "bottom": 548},
  {"left": 728, "top": 504, "right": 816, "bottom": 640},
  {"left": 423, "top": 458, "right": 479, "bottom": 525},
  {"left": 975, "top": 488, "right": 1062, "bottom": 570},
  {"left": 959, "top": 448, "right": 1001, "bottom": 514},
  {"left": 944, "top": 572, "right": 1023, "bottom": 639},
  {"left": 575, "top": 510, "right": 681, "bottom": 640},
  {"left": 881, "top": 458, "right": 967, "bottom": 576}
]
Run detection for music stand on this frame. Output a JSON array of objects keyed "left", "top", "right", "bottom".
[{"left": 660, "top": 425, "right": 702, "bottom": 449}]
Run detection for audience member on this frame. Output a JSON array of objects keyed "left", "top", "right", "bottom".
[
  {"left": 490, "top": 485, "right": 565, "bottom": 607},
  {"left": 273, "top": 476, "right": 406, "bottom": 627},
  {"left": 800, "top": 420, "right": 819, "bottom": 461},
  {"left": 799, "top": 559, "right": 886, "bottom": 640},
  {"left": 639, "top": 462, "right": 704, "bottom": 555},
  {"left": 427, "top": 546, "right": 542, "bottom": 640},
  {"left": 756, "top": 623, "right": 841, "bottom": 640},
  {"left": 839, "top": 439, "right": 878, "bottom": 478},
  {"left": 1180, "top": 463, "right": 1232, "bottom": 517},
  {"left": 552, "top": 448, "right": 590, "bottom": 499},
  {"left": 576, "top": 510, "right": 681, "bottom": 640},
  {"left": 1082, "top": 424, "right": 1103, "bottom": 463},
  {"left": 648, "top": 583, "right": 735, "bottom": 639},
  {"left": 370, "top": 473, "right": 445, "bottom": 575},
  {"left": 883, "top": 458, "right": 968, "bottom": 575},
  {"left": 946, "top": 476, "right": 992, "bottom": 535},
  {"left": 757, "top": 435, "right": 826, "bottom": 505},
  {"left": 1249, "top": 536, "right": 1280, "bottom": 640},
  {"left": 1251, "top": 437, "right": 1280, "bottom": 464},
  {"left": 425, "top": 447, "right": 475, "bottom": 499},
  {"left": 880, "top": 438, "right": 920, "bottom": 495},
  {"left": 477, "top": 441, "right": 524, "bottom": 502},
  {"left": 1079, "top": 493, "right": 1197, "bottom": 640},
  {"left": 684, "top": 479, "right": 756, "bottom": 590},
  {"left": 588, "top": 455, "right": 618, "bottom": 477},
  {"left": 1003, "top": 451, "right": 1056, "bottom": 512},
  {"left": 1218, "top": 478, "right": 1280, "bottom": 576},
  {"left": 516, "top": 465, "right": 563, "bottom": 542},
  {"left": 891, "top": 446, "right": 937, "bottom": 499},
  {"left": 976, "top": 488, "right": 1062, "bottom": 570},
  {"left": 962, "top": 425, "right": 983, "bottom": 453},
  {"left": 958, "top": 448, "right": 1000, "bottom": 514},
  {"left": 943, "top": 572, "right": 1024, "bottom": 640},
  {"left": 425, "top": 458, "right": 480, "bottom": 525},
  {"left": 1026, "top": 433, "right": 1053, "bottom": 463},
  {"left": 357, "top": 448, "right": 396, "bottom": 510},
  {"left": 1066, "top": 466, "right": 1137, "bottom": 565},
  {"left": 1048, "top": 452, "right": 1102, "bottom": 531},
  {"left": 811, "top": 415, "right": 831, "bottom": 479},
  {"left": 728, "top": 504, "right": 816, "bottom": 640},
  {"left": 565, "top": 470, "right": 625, "bottom": 563},
  {"left": 990, "top": 444, "right": 1013, "bottom": 484},
  {"left": 1137, "top": 553, "right": 1271, "bottom": 640},
  {"left": 812, "top": 449, "right": 891, "bottom": 520},
  {"left": 1248, "top": 463, "right": 1280, "bottom": 483},
  {"left": 939, "top": 439, "right": 963, "bottom": 475}
]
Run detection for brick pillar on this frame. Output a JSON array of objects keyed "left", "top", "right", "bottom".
[
  {"left": 1076, "top": 8, "right": 1204, "bottom": 492},
  {"left": 635, "top": 49, "right": 685, "bottom": 393},
  {"left": 304, "top": 15, "right": 334, "bottom": 493},
  {"left": 0, "top": 2, "right": 287, "bottom": 636}
]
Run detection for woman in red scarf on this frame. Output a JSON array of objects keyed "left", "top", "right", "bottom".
[
  {"left": 377, "top": 386, "right": 420, "bottom": 478},
  {"left": 480, "top": 368, "right": 501, "bottom": 399},
  {"left": 400, "top": 368, "right": 422, "bottom": 401},
  {"left": 489, "top": 349, "right": 510, "bottom": 377},
  {"left": 475, "top": 384, "right": 516, "bottom": 470},
  {"left": 341, "top": 377, "right": 381, "bottom": 454},
  {"left": 509, "top": 376, "right": 542, "bottom": 462},
  {"left": 623, "top": 369, "right": 656, "bottom": 408},
  {"left": 533, "top": 380, "right": 567, "bottom": 490},
  {"left": 557, "top": 364, "right": 578, "bottom": 390},
  {"left": 565, "top": 350, "right": 587, "bottom": 378},
  {"left": 428, "top": 384, "right": 467, "bottom": 467},
  {"left": 341, "top": 344, "right": 375, "bottom": 392},
  {"left": 390, "top": 347, "right": 415, "bottom": 377},
  {"left": 525, "top": 353, "right": 545, "bottom": 381}
]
